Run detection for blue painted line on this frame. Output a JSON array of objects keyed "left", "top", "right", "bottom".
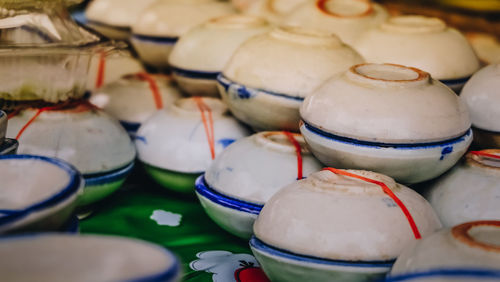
[
  {"left": 71, "top": 10, "right": 88, "bottom": 25},
  {"left": 218, "top": 138, "right": 236, "bottom": 148},
  {"left": 195, "top": 175, "right": 263, "bottom": 215},
  {"left": 84, "top": 161, "right": 135, "bottom": 186},
  {"left": 440, "top": 76, "right": 471, "bottom": 86},
  {"left": 131, "top": 34, "right": 178, "bottom": 44},
  {"left": 303, "top": 121, "right": 472, "bottom": 150},
  {"left": 217, "top": 74, "right": 305, "bottom": 102},
  {"left": 171, "top": 67, "right": 219, "bottom": 80},
  {"left": 440, "top": 146, "right": 453, "bottom": 160},
  {"left": 250, "top": 236, "right": 395, "bottom": 268},
  {"left": 384, "top": 269, "right": 500, "bottom": 281},
  {"left": 120, "top": 120, "right": 141, "bottom": 133}
]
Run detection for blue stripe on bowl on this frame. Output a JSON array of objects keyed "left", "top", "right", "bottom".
[
  {"left": 71, "top": 10, "right": 88, "bottom": 25},
  {"left": 0, "top": 138, "right": 18, "bottom": 155},
  {"left": 217, "top": 73, "right": 305, "bottom": 102},
  {"left": 250, "top": 236, "right": 395, "bottom": 268},
  {"left": 303, "top": 121, "right": 472, "bottom": 150},
  {"left": 384, "top": 269, "right": 500, "bottom": 281},
  {"left": 84, "top": 161, "right": 135, "bottom": 187},
  {"left": 131, "top": 34, "right": 178, "bottom": 44},
  {"left": 195, "top": 175, "right": 263, "bottom": 215},
  {"left": 0, "top": 155, "right": 82, "bottom": 227},
  {"left": 440, "top": 76, "right": 471, "bottom": 86},
  {"left": 171, "top": 67, "right": 219, "bottom": 80}
]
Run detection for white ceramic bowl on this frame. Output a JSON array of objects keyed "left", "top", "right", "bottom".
[
  {"left": 284, "top": 0, "right": 388, "bottom": 46},
  {"left": 300, "top": 63, "right": 472, "bottom": 184},
  {"left": 0, "top": 155, "right": 83, "bottom": 234},
  {"left": 460, "top": 64, "right": 500, "bottom": 148},
  {"left": 425, "top": 150, "right": 500, "bottom": 227},
  {"left": 354, "top": 15, "right": 480, "bottom": 92},
  {"left": 85, "top": 0, "right": 157, "bottom": 40},
  {"left": 7, "top": 103, "right": 136, "bottom": 206},
  {"left": 243, "top": 0, "right": 309, "bottom": 24},
  {"left": 131, "top": 0, "right": 234, "bottom": 70},
  {"left": 0, "top": 234, "right": 181, "bottom": 282},
  {"left": 169, "top": 15, "right": 271, "bottom": 97},
  {"left": 90, "top": 73, "right": 182, "bottom": 136},
  {"left": 251, "top": 169, "right": 441, "bottom": 281},
  {"left": 388, "top": 221, "right": 500, "bottom": 281},
  {"left": 466, "top": 33, "right": 500, "bottom": 65},
  {"left": 195, "top": 131, "right": 322, "bottom": 238},
  {"left": 136, "top": 97, "right": 251, "bottom": 193},
  {"left": 218, "top": 26, "right": 364, "bottom": 132}
]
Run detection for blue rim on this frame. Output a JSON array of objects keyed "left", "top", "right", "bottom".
[
  {"left": 0, "top": 155, "right": 82, "bottom": 227},
  {"left": 385, "top": 269, "right": 500, "bottom": 281},
  {"left": 250, "top": 236, "right": 395, "bottom": 268},
  {"left": 71, "top": 10, "right": 88, "bottom": 25},
  {"left": 302, "top": 121, "right": 472, "bottom": 149},
  {"left": 84, "top": 161, "right": 135, "bottom": 187},
  {"left": 217, "top": 73, "right": 305, "bottom": 102},
  {"left": 0, "top": 138, "right": 18, "bottom": 155},
  {"left": 440, "top": 76, "right": 471, "bottom": 86},
  {"left": 131, "top": 34, "right": 178, "bottom": 44},
  {"left": 195, "top": 175, "right": 263, "bottom": 215},
  {"left": 171, "top": 66, "right": 219, "bottom": 80}
]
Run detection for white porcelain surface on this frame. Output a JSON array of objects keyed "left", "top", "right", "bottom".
[
  {"left": 354, "top": 15, "right": 480, "bottom": 82},
  {"left": 136, "top": 97, "right": 251, "bottom": 173},
  {"left": 206, "top": 131, "right": 322, "bottom": 204},
  {"left": 90, "top": 74, "right": 181, "bottom": 125},
  {"left": 244, "top": 0, "right": 309, "bottom": 23},
  {"left": 390, "top": 221, "right": 500, "bottom": 278},
  {"left": 0, "top": 234, "right": 180, "bottom": 282},
  {"left": 7, "top": 106, "right": 136, "bottom": 175},
  {"left": 0, "top": 156, "right": 83, "bottom": 233},
  {"left": 0, "top": 111, "right": 6, "bottom": 142},
  {"left": 231, "top": 0, "right": 257, "bottom": 11},
  {"left": 426, "top": 150, "right": 500, "bottom": 227},
  {"left": 86, "top": 52, "right": 145, "bottom": 91},
  {"left": 169, "top": 15, "right": 270, "bottom": 96},
  {"left": 461, "top": 64, "right": 500, "bottom": 132},
  {"left": 466, "top": 33, "right": 500, "bottom": 65},
  {"left": 254, "top": 169, "right": 442, "bottom": 261},
  {"left": 219, "top": 26, "right": 364, "bottom": 131},
  {"left": 284, "top": 0, "right": 388, "bottom": 46}
]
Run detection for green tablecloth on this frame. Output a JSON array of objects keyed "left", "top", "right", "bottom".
[{"left": 80, "top": 167, "right": 269, "bottom": 282}]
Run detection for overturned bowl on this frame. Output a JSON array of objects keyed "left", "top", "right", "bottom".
[
  {"left": 251, "top": 169, "right": 441, "bottom": 281},
  {"left": 195, "top": 131, "right": 322, "bottom": 238},
  {"left": 300, "top": 63, "right": 472, "bottom": 184},
  {"left": 0, "top": 154, "right": 83, "bottom": 234}
]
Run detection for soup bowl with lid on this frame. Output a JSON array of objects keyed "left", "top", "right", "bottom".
[
  {"left": 243, "top": 0, "right": 309, "bottom": 24},
  {"left": 300, "top": 63, "right": 473, "bottom": 184},
  {"left": 218, "top": 26, "right": 364, "bottom": 132},
  {"left": 251, "top": 168, "right": 442, "bottom": 281},
  {"left": 195, "top": 131, "right": 322, "bottom": 239},
  {"left": 135, "top": 97, "right": 251, "bottom": 193}
]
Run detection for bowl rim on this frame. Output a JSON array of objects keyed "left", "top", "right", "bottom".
[
  {"left": 0, "top": 154, "right": 82, "bottom": 228},
  {"left": 83, "top": 161, "right": 134, "bottom": 186},
  {"left": 385, "top": 268, "right": 500, "bottom": 281}
]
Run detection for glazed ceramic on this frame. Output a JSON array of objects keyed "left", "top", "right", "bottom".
[
  {"left": 90, "top": 73, "right": 181, "bottom": 136},
  {"left": 218, "top": 26, "right": 364, "bottom": 132},
  {"left": 244, "top": 0, "right": 309, "bottom": 24},
  {"left": 0, "top": 234, "right": 181, "bottom": 282},
  {"left": 195, "top": 131, "right": 322, "bottom": 238},
  {"left": 231, "top": 0, "right": 258, "bottom": 11},
  {"left": 466, "top": 33, "right": 500, "bottom": 65},
  {"left": 354, "top": 15, "right": 480, "bottom": 92},
  {"left": 461, "top": 64, "right": 500, "bottom": 148},
  {"left": 300, "top": 63, "right": 472, "bottom": 184},
  {"left": 284, "top": 0, "right": 388, "bottom": 46},
  {"left": 0, "top": 155, "right": 83, "bottom": 234},
  {"left": 86, "top": 51, "right": 145, "bottom": 91},
  {"left": 136, "top": 97, "right": 251, "bottom": 193},
  {"left": 425, "top": 150, "right": 500, "bottom": 227},
  {"left": 85, "top": 0, "right": 157, "bottom": 40},
  {"left": 169, "top": 15, "right": 271, "bottom": 97},
  {"left": 251, "top": 169, "right": 442, "bottom": 281},
  {"left": 388, "top": 221, "right": 500, "bottom": 281},
  {"left": 131, "top": 0, "right": 234, "bottom": 70},
  {"left": 6, "top": 103, "right": 136, "bottom": 206}
]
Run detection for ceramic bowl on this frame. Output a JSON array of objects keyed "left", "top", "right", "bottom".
[
  {"left": 90, "top": 73, "right": 182, "bottom": 137},
  {"left": 0, "top": 155, "right": 83, "bottom": 234},
  {"left": 195, "top": 131, "right": 323, "bottom": 238},
  {"left": 425, "top": 150, "right": 500, "bottom": 227},
  {"left": 131, "top": 0, "right": 234, "bottom": 70},
  {"left": 6, "top": 102, "right": 136, "bottom": 207},
  {"left": 85, "top": 0, "right": 157, "bottom": 40},
  {"left": 387, "top": 221, "right": 500, "bottom": 281},
  {"left": 460, "top": 64, "right": 500, "bottom": 148},
  {"left": 218, "top": 26, "right": 364, "bottom": 132},
  {"left": 135, "top": 97, "right": 251, "bottom": 193},
  {"left": 251, "top": 169, "right": 442, "bottom": 281},
  {"left": 86, "top": 51, "right": 145, "bottom": 91},
  {"left": 300, "top": 63, "right": 472, "bottom": 184},
  {"left": 284, "top": 0, "right": 388, "bottom": 46},
  {"left": 243, "top": 0, "right": 309, "bottom": 24},
  {"left": 169, "top": 15, "right": 271, "bottom": 97},
  {"left": 0, "top": 234, "right": 181, "bottom": 282},
  {"left": 466, "top": 33, "right": 500, "bottom": 65},
  {"left": 354, "top": 15, "right": 480, "bottom": 92},
  {"left": 231, "top": 0, "right": 258, "bottom": 11}
]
